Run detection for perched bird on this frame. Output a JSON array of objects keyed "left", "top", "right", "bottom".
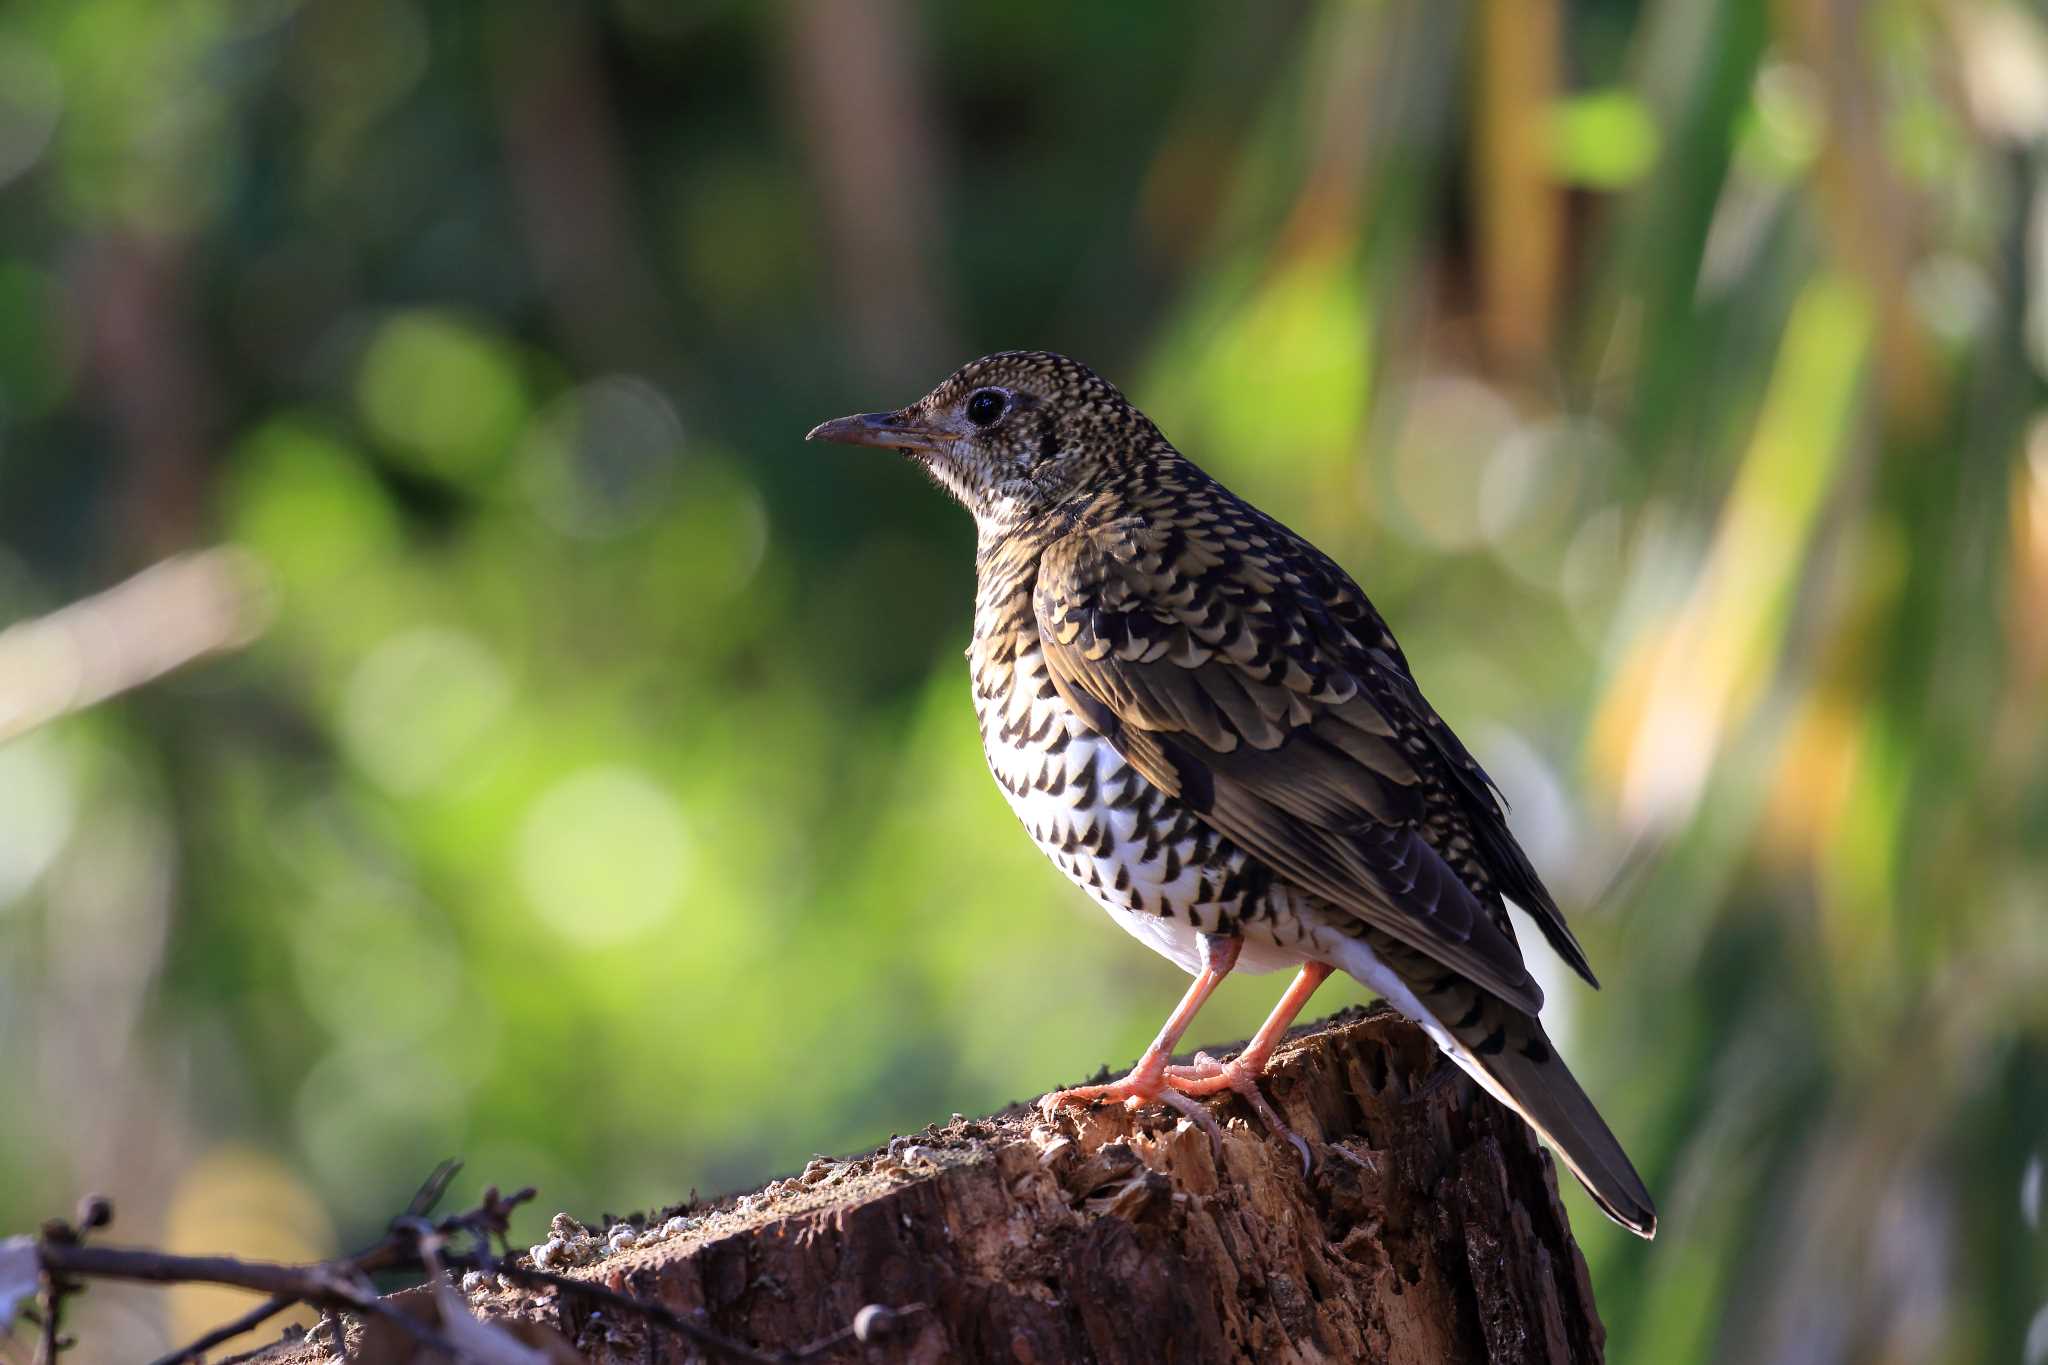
[{"left": 807, "top": 351, "right": 1656, "bottom": 1238}]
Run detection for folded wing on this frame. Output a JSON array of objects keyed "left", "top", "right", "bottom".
[{"left": 1033, "top": 508, "right": 1586, "bottom": 1014}]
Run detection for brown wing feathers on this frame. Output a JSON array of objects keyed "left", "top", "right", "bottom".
[{"left": 1035, "top": 516, "right": 1551, "bottom": 1015}]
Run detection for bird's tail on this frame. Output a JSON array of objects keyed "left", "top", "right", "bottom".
[
  {"left": 1442, "top": 996, "right": 1657, "bottom": 1239},
  {"left": 1329, "top": 936, "right": 1657, "bottom": 1239}
]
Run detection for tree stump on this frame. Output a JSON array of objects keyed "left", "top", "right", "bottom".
[{"left": 263, "top": 1005, "right": 1606, "bottom": 1363}]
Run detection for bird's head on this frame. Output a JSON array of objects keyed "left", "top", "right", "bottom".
[{"left": 806, "top": 351, "right": 1164, "bottom": 537}]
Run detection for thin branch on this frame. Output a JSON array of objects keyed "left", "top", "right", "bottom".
[
  {"left": 36, "top": 1240, "right": 466, "bottom": 1358},
  {"left": 33, "top": 1297, "right": 59, "bottom": 1365},
  {"left": 403, "top": 1160, "right": 466, "bottom": 1220},
  {"left": 27, "top": 1198, "right": 107, "bottom": 1365},
  {"left": 143, "top": 1295, "right": 293, "bottom": 1365}
]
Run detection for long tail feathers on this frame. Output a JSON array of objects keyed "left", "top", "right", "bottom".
[
  {"left": 1325, "top": 933, "right": 1657, "bottom": 1238},
  {"left": 1443, "top": 1002, "right": 1657, "bottom": 1239}
]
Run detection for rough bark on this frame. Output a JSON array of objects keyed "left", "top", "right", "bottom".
[{"left": 262, "top": 1005, "right": 1605, "bottom": 1364}]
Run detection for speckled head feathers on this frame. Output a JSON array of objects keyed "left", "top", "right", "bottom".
[{"left": 807, "top": 350, "right": 1170, "bottom": 537}]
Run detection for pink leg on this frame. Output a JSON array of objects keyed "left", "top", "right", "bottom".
[
  {"left": 1167, "top": 961, "right": 1333, "bottom": 1093},
  {"left": 1039, "top": 936, "right": 1241, "bottom": 1134}
]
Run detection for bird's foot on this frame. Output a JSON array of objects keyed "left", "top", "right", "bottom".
[
  {"left": 1162, "top": 1050, "right": 1231, "bottom": 1088},
  {"left": 1038, "top": 1066, "right": 1224, "bottom": 1159},
  {"left": 1165, "top": 1051, "right": 1311, "bottom": 1174}
]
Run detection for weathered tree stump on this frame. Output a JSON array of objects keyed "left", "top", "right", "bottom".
[{"left": 263, "top": 1005, "right": 1606, "bottom": 1363}]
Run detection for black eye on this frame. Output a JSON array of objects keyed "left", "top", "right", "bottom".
[{"left": 966, "top": 389, "right": 1006, "bottom": 427}]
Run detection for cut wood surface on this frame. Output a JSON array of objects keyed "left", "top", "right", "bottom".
[{"left": 257, "top": 1005, "right": 1606, "bottom": 1363}]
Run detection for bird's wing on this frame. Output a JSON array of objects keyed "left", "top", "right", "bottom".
[
  {"left": 1281, "top": 530, "right": 1595, "bottom": 988},
  {"left": 1033, "top": 509, "right": 1551, "bottom": 1014}
]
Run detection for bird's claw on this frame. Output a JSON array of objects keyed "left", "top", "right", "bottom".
[
  {"left": 1164, "top": 1052, "right": 1312, "bottom": 1175},
  {"left": 1039, "top": 1071, "right": 1158, "bottom": 1118},
  {"left": 1041, "top": 1055, "right": 1312, "bottom": 1177},
  {"left": 1038, "top": 1071, "right": 1225, "bottom": 1162},
  {"left": 1155, "top": 1087, "right": 1225, "bottom": 1161}
]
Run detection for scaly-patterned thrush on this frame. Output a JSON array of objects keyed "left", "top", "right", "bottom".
[{"left": 808, "top": 351, "right": 1656, "bottom": 1238}]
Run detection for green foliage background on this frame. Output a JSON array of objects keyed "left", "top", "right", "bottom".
[{"left": 2, "top": 1, "right": 2045, "bottom": 1360}]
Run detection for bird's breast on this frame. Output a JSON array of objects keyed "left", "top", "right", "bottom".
[{"left": 968, "top": 624, "right": 1303, "bottom": 975}]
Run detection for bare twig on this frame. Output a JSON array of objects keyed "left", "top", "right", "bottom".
[
  {"left": 144, "top": 1295, "right": 294, "bottom": 1365},
  {"left": 145, "top": 1164, "right": 487, "bottom": 1363},
  {"left": 38, "top": 1244, "right": 368, "bottom": 1299},
  {"left": 28, "top": 1197, "right": 109, "bottom": 1364},
  {"left": 35, "top": 1240, "right": 467, "bottom": 1359},
  {"left": 33, "top": 1297, "right": 60, "bottom": 1365},
  {"left": 404, "top": 1160, "right": 466, "bottom": 1220}
]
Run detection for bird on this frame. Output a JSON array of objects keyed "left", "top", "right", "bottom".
[{"left": 807, "top": 350, "right": 1656, "bottom": 1239}]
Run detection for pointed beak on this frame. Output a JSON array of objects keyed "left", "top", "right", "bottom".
[{"left": 805, "top": 410, "right": 942, "bottom": 454}]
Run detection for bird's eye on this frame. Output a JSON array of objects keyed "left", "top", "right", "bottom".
[{"left": 966, "top": 389, "right": 1007, "bottom": 427}]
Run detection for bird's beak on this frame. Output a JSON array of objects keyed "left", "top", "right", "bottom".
[{"left": 805, "top": 410, "right": 942, "bottom": 455}]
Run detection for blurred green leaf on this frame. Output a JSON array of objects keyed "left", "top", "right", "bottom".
[
  {"left": 357, "top": 311, "right": 529, "bottom": 483},
  {"left": 1549, "top": 89, "right": 1661, "bottom": 189}
]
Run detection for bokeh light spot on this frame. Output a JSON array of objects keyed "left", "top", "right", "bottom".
[
  {"left": 643, "top": 458, "right": 771, "bottom": 606},
  {"left": 1910, "top": 254, "right": 1993, "bottom": 345},
  {"left": 285, "top": 0, "right": 427, "bottom": 124},
  {"left": 1382, "top": 376, "right": 1515, "bottom": 551},
  {"left": 1482, "top": 418, "right": 1619, "bottom": 588},
  {"left": 295, "top": 1043, "right": 467, "bottom": 1205},
  {"left": 223, "top": 418, "right": 401, "bottom": 591},
  {"left": 1739, "top": 61, "right": 1825, "bottom": 180},
  {"left": 0, "top": 39, "right": 62, "bottom": 193},
  {"left": 517, "top": 767, "right": 691, "bottom": 945},
  {"left": 1548, "top": 90, "right": 1660, "bottom": 189},
  {"left": 518, "top": 375, "right": 684, "bottom": 538},
  {"left": 1145, "top": 253, "right": 1371, "bottom": 507},
  {"left": 357, "top": 311, "right": 527, "bottom": 482},
  {"left": 0, "top": 735, "right": 76, "bottom": 906},
  {"left": 340, "top": 627, "right": 513, "bottom": 795},
  {"left": 668, "top": 155, "right": 814, "bottom": 322},
  {"left": 1559, "top": 505, "right": 1625, "bottom": 639},
  {"left": 164, "top": 1146, "right": 333, "bottom": 1348},
  {"left": 291, "top": 886, "right": 463, "bottom": 1044}
]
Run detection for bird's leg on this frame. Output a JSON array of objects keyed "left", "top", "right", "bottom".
[
  {"left": 1039, "top": 934, "right": 1241, "bottom": 1127},
  {"left": 1163, "top": 960, "right": 1334, "bottom": 1171},
  {"left": 1165, "top": 961, "right": 1333, "bottom": 1090}
]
